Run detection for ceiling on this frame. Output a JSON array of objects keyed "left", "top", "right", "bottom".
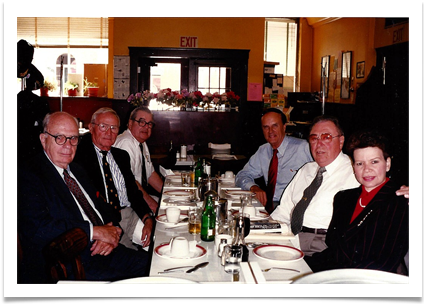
[{"left": 305, "top": 17, "right": 342, "bottom": 27}]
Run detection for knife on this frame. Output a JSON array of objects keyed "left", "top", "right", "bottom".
[
  {"left": 159, "top": 262, "right": 208, "bottom": 274},
  {"left": 186, "top": 261, "right": 209, "bottom": 273}
]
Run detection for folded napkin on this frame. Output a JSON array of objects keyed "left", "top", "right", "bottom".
[
  {"left": 208, "top": 143, "right": 231, "bottom": 150},
  {"left": 245, "top": 221, "right": 294, "bottom": 242},
  {"left": 160, "top": 165, "right": 175, "bottom": 177},
  {"left": 213, "top": 154, "right": 237, "bottom": 160}
]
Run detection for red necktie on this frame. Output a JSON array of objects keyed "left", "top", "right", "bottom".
[
  {"left": 266, "top": 149, "right": 278, "bottom": 214},
  {"left": 63, "top": 169, "right": 103, "bottom": 226}
]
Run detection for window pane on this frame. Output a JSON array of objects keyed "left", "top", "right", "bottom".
[
  {"left": 210, "top": 67, "right": 220, "bottom": 90},
  {"left": 150, "top": 63, "right": 181, "bottom": 92},
  {"left": 198, "top": 67, "right": 210, "bottom": 88}
]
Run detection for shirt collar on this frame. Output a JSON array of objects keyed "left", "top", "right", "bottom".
[
  {"left": 273, "top": 136, "right": 289, "bottom": 155},
  {"left": 320, "top": 151, "right": 346, "bottom": 175}
]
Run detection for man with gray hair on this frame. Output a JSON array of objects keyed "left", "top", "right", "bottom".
[{"left": 74, "top": 107, "right": 154, "bottom": 252}]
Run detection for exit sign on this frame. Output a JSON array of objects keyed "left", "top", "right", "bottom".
[{"left": 180, "top": 36, "right": 198, "bottom": 48}]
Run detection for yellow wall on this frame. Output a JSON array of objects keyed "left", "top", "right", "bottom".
[
  {"left": 309, "top": 18, "right": 377, "bottom": 104},
  {"left": 108, "top": 17, "right": 409, "bottom": 102},
  {"left": 108, "top": 17, "right": 265, "bottom": 99}
]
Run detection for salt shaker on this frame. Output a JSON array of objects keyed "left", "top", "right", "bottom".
[{"left": 218, "top": 238, "right": 228, "bottom": 257}]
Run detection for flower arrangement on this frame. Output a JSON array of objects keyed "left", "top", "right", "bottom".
[
  {"left": 127, "top": 88, "right": 240, "bottom": 110},
  {"left": 43, "top": 80, "right": 57, "bottom": 91}
]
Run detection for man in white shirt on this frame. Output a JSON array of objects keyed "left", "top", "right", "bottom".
[
  {"left": 271, "top": 115, "right": 408, "bottom": 256},
  {"left": 114, "top": 106, "right": 163, "bottom": 213}
]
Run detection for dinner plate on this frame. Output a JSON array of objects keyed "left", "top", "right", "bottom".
[
  {"left": 156, "top": 214, "right": 188, "bottom": 226},
  {"left": 111, "top": 277, "right": 198, "bottom": 284},
  {"left": 154, "top": 243, "right": 207, "bottom": 260},
  {"left": 225, "top": 190, "right": 256, "bottom": 199},
  {"left": 162, "top": 198, "right": 196, "bottom": 207},
  {"left": 232, "top": 210, "right": 269, "bottom": 221},
  {"left": 163, "top": 190, "right": 194, "bottom": 198},
  {"left": 253, "top": 245, "right": 304, "bottom": 262},
  {"left": 292, "top": 269, "right": 409, "bottom": 284},
  {"left": 213, "top": 154, "right": 237, "bottom": 160}
]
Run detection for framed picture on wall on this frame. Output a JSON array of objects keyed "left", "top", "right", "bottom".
[
  {"left": 341, "top": 51, "right": 352, "bottom": 99},
  {"left": 356, "top": 61, "right": 365, "bottom": 78},
  {"left": 321, "top": 55, "right": 330, "bottom": 98}
]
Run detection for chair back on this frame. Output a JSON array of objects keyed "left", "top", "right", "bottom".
[{"left": 43, "top": 227, "right": 88, "bottom": 282}]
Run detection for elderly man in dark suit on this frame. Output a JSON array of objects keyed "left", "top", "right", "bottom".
[
  {"left": 73, "top": 107, "right": 154, "bottom": 251},
  {"left": 18, "top": 111, "right": 149, "bottom": 283}
]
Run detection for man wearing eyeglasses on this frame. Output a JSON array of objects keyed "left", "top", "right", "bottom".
[
  {"left": 113, "top": 106, "right": 164, "bottom": 214},
  {"left": 74, "top": 107, "right": 154, "bottom": 252},
  {"left": 271, "top": 115, "right": 408, "bottom": 256},
  {"left": 18, "top": 111, "right": 149, "bottom": 283}
]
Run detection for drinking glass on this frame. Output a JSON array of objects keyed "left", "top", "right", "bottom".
[
  {"left": 223, "top": 245, "right": 243, "bottom": 274},
  {"left": 181, "top": 171, "right": 191, "bottom": 187},
  {"left": 188, "top": 206, "right": 202, "bottom": 235}
]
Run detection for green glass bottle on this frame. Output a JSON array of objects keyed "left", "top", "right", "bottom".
[
  {"left": 194, "top": 158, "right": 203, "bottom": 186},
  {"left": 201, "top": 195, "right": 216, "bottom": 242}
]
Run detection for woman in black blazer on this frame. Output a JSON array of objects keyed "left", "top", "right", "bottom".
[{"left": 305, "top": 130, "right": 408, "bottom": 274}]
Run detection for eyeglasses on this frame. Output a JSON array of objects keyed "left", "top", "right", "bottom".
[
  {"left": 309, "top": 133, "right": 341, "bottom": 143},
  {"left": 132, "top": 118, "right": 155, "bottom": 129},
  {"left": 92, "top": 123, "right": 119, "bottom": 134},
  {"left": 45, "top": 132, "right": 80, "bottom": 146}
]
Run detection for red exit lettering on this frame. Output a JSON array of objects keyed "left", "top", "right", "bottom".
[{"left": 180, "top": 36, "right": 198, "bottom": 48}]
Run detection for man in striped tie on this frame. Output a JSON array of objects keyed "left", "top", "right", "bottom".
[
  {"left": 74, "top": 108, "right": 154, "bottom": 252},
  {"left": 18, "top": 111, "right": 149, "bottom": 283}
]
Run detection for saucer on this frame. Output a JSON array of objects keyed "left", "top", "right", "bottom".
[{"left": 154, "top": 243, "right": 207, "bottom": 260}]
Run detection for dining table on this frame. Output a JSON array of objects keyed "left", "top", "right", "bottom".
[{"left": 147, "top": 172, "right": 313, "bottom": 284}]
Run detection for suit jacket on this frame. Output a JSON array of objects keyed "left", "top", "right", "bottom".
[
  {"left": 305, "top": 180, "right": 408, "bottom": 273},
  {"left": 73, "top": 133, "right": 152, "bottom": 222},
  {"left": 18, "top": 152, "right": 117, "bottom": 283}
]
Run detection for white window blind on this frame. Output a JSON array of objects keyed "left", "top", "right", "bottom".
[{"left": 17, "top": 17, "right": 108, "bottom": 47}]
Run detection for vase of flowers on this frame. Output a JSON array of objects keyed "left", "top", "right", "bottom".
[
  {"left": 65, "top": 81, "right": 79, "bottom": 97},
  {"left": 40, "top": 80, "right": 57, "bottom": 97}
]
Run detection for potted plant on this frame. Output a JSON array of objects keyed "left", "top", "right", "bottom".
[
  {"left": 65, "top": 81, "right": 79, "bottom": 97},
  {"left": 40, "top": 80, "right": 57, "bottom": 97},
  {"left": 83, "top": 77, "right": 99, "bottom": 97}
]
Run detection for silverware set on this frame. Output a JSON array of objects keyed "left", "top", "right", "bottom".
[{"left": 158, "top": 261, "right": 209, "bottom": 274}]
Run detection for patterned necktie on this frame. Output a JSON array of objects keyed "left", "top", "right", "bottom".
[
  {"left": 291, "top": 167, "right": 326, "bottom": 235},
  {"left": 63, "top": 169, "right": 103, "bottom": 226},
  {"left": 100, "top": 150, "right": 121, "bottom": 211},
  {"left": 266, "top": 149, "right": 278, "bottom": 214},
  {"left": 139, "top": 143, "right": 148, "bottom": 187}
]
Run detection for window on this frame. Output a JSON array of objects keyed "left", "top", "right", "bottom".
[
  {"left": 264, "top": 18, "right": 298, "bottom": 93},
  {"left": 197, "top": 67, "right": 231, "bottom": 95},
  {"left": 17, "top": 17, "right": 108, "bottom": 95},
  {"left": 129, "top": 47, "right": 249, "bottom": 106}
]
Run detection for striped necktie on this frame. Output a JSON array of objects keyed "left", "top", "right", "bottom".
[
  {"left": 100, "top": 150, "right": 121, "bottom": 211},
  {"left": 63, "top": 169, "right": 103, "bottom": 226},
  {"left": 291, "top": 167, "right": 326, "bottom": 235}
]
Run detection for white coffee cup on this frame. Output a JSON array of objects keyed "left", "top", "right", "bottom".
[
  {"left": 214, "top": 234, "right": 233, "bottom": 252},
  {"left": 169, "top": 236, "right": 189, "bottom": 258},
  {"left": 166, "top": 207, "right": 180, "bottom": 223},
  {"left": 243, "top": 204, "right": 256, "bottom": 218},
  {"left": 225, "top": 171, "right": 234, "bottom": 179}
]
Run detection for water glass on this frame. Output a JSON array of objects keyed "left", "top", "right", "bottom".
[
  {"left": 223, "top": 245, "right": 243, "bottom": 274},
  {"left": 181, "top": 171, "right": 191, "bottom": 187}
]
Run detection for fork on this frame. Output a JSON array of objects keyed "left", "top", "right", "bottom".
[{"left": 262, "top": 267, "right": 300, "bottom": 273}]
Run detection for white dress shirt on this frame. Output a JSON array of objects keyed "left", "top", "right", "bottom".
[
  {"left": 113, "top": 129, "right": 154, "bottom": 184},
  {"left": 271, "top": 152, "right": 360, "bottom": 229}
]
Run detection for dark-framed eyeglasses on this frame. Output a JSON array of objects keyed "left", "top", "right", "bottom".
[
  {"left": 309, "top": 133, "right": 341, "bottom": 144},
  {"left": 92, "top": 123, "right": 120, "bottom": 134},
  {"left": 132, "top": 118, "right": 155, "bottom": 129},
  {"left": 45, "top": 132, "right": 80, "bottom": 146}
]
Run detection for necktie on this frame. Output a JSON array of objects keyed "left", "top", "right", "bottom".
[
  {"left": 291, "top": 167, "right": 326, "bottom": 235},
  {"left": 63, "top": 169, "right": 103, "bottom": 226},
  {"left": 139, "top": 143, "right": 148, "bottom": 187},
  {"left": 100, "top": 150, "right": 121, "bottom": 211},
  {"left": 266, "top": 149, "right": 278, "bottom": 214}
]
